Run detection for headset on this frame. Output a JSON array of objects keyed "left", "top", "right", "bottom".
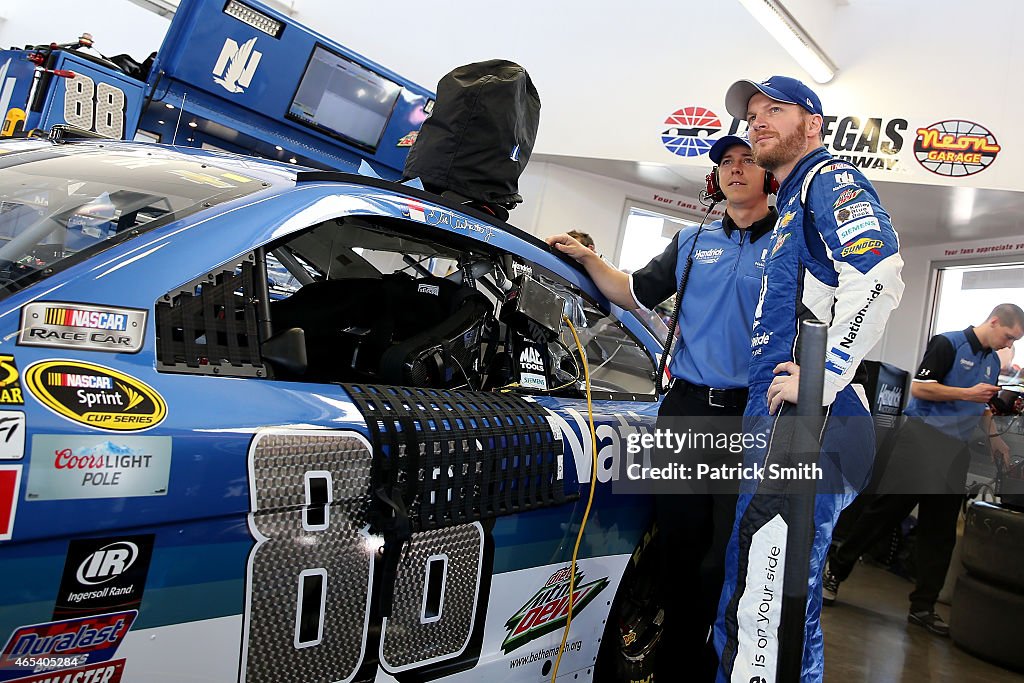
[{"left": 704, "top": 166, "right": 779, "bottom": 202}]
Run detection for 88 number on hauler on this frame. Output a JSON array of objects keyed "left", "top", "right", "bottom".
[{"left": 63, "top": 74, "right": 125, "bottom": 137}]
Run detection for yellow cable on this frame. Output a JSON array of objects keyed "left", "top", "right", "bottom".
[{"left": 551, "top": 315, "right": 598, "bottom": 682}]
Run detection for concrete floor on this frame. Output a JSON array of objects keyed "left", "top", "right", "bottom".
[{"left": 821, "top": 562, "right": 1024, "bottom": 682}]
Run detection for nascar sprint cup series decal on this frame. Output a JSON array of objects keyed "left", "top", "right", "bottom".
[
  {"left": 24, "top": 361, "right": 167, "bottom": 432},
  {"left": 18, "top": 303, "right": 147, "bottom": 353}
]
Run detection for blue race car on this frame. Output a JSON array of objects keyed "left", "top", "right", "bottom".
[{"left": 0, "top": 139, "right": 664, "bottom": 683}]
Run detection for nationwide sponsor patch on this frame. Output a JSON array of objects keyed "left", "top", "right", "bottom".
[
  {"left": 913, "top": 120, "right": 1000, "bottom": 177},
  {"left": 18, "top": 303, "right": 146, "bottom": 354},
  {"left": 25, "top": 435, "right": 171, "bottom": 502},
  {"left": 501, "top": 567, "right": 609, "bottom": 653},
  {"left": 0, "top": 612, "right": 135, "bottom": 681},
  {"left": 53, "top": 535, "right": 155, "bottom": 620},
  {"left": 833, "top": 202, "right": 875, "bottom": 227},
  {"left": 0, "top": 412, "right": 25, "bottom": 461},
  {"left": 770, "top": 232, "right": 790, "bottom": 257},
  {"left": 838, "top": 283, "right": 884, "bottom": 350},
  {"left": 840, "top": 238, "right": 884, "bottom": 258},
  {"left": 4, "top": 659, "right": 125, "bottom": 683},
  {"left": 0, "top": 465, "right": 21, "bottom": 542},
  {"left": 825, "top": 347, "right": 853, "bottom": 375},
  {"left": 25, "top": 361, "right": 166, "bottom": 432},
  {"left": 836, "top": 217, "right": 880, "bottom": 245},
  {"left": 0, "top": 357, "right": 24, "bottom": 406},
  {"left": 778, "top": 211, "right": 796, "bottom": 228},
  {"left": 832, "top": 188, "right": 863, "bottom": 209}
]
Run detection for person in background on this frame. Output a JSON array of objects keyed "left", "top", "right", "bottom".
[
  {"left": 547, "top": 134, "right": 776, "bottom": 680},
  {"left": 714, "top": 75, "right": 904, "bottom": 683},
  {"left": 824, "top": 304, "right": 1024, "bottom": 635},
  {"left": 566, "top": 229, "right": 596, "bottom": 251}
]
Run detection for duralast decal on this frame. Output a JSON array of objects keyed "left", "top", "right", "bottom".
[
  {"left": 501, "top": 567, "right": 609, "bottom": 653},
  {"left": 0, "top": 612, "right": 135, "bottom": 680},
  {"left": 25, "top": 361, "right": 166, "bottom": 432},
  {"left": 19, "top": 302, "right": 147, "bottom": 353},
  {"left": 913, "top": 120, "right": 1000, "bottom": 177}
]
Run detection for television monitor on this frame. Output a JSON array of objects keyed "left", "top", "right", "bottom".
[{"left": 287, "top": 45, "right": 402, "bottom": 152}]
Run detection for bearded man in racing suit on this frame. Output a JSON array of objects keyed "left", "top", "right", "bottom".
[{"left": 712, "top": 76, "right": 905, "bottom": 683}]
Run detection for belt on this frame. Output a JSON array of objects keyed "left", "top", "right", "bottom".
[{"left": 673, "top": 379, "right": 749, "bottom": 409}]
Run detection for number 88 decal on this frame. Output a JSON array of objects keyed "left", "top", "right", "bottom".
[
  {"left": 243, "top": 429, "right": 484, "bottom": 682},
  {"left": 63, "top": 74, "right": 125, "bottom": 138}
]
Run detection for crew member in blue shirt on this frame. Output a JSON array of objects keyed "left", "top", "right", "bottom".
[
  {"left": 824, "top": 303, "right": 1024, "bottom": 635},
  {"left": 547, "top": 135, "right": 777, "bottom": 679}
]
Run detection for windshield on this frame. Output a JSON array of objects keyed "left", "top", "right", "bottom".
[{"left": 0, "top": 145, "right": 265, "bottom": 298}]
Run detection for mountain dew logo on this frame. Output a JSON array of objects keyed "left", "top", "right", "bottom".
[{"left": 501, "top": 567, "right": 609, "bottom": 653}]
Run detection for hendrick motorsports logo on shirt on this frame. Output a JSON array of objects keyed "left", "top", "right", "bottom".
[
  {"left": 501, "top": 567, "right": 608, "bottom": 653},
  {"left": 19, "top": 303, "right": 146, "bottom": 353},
  {"left": 25, "top": 435, "right": 171, "bottom": 501},
  {"left": 694, "top": 247, "right": 724, "bottom": 264},
  {"left": 25, "top": 361, "right": 166, "bottom": 432}
]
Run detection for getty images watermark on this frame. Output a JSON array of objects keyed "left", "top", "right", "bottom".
[{"left": 623, "top": 429, "right": 824, "bottom": 483}]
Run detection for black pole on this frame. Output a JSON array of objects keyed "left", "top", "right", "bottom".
[{"left": 777, "top": 320, "right": 827, "bottom": 683}]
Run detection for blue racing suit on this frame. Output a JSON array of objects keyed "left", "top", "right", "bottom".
[{"left": 714, "top": 147, "right": 904, "bottom": 683}]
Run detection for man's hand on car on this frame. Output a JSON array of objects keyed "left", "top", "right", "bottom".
[{"left": 546, "top": 234, "right": 596, "bottom": 263}]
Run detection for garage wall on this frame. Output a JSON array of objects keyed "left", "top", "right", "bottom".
[
  {"left": 0, "top": 0, "right": 169, "bottom": 59},
  {"left": 874, "top": 237, "right": 1024, "bottom": 372},
  {"left": 514, "top": 161, "right": 719, "bottom": 263}
]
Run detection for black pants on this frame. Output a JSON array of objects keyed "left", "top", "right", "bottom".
[
  {"left": 653, "top": 384, "right": 743, "bottom": 682},
  {"left": 829, "top": 419, "right": 968, "bottom": 612}
]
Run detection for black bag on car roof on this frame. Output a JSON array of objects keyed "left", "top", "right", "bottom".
[{"left": 403, "top": 59, "right": 540, "bottom": 212}]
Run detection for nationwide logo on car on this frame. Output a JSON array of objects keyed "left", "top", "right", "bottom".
[
  {"left": 19, "top": 303, "right": 146, "bottom": 353},
  {"left": 661, "top": 106, "right": 722, "bottom": 157},
  {"left": 501, "top": 567, "right": 609, "bottom": 653},
  {"left": 840, "top": 238, "right": 884, "bottom": 258},
  {"left": 913, "top": 120, "right": 1000, "bottom": 177},
  {"left": 0, "top": 611, "right": 136, "bottom": 680},
  {"left": 25, "top": 361, "right": 166, "bottom": 432}
]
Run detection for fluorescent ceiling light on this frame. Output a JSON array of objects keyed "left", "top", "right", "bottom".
[{"left": 737, "top": 0, "right": 838, "bottom": 83}]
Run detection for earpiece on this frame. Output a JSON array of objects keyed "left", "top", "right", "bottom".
[{"left": 706, "top": 167, "right": 778, "bottom": 201}]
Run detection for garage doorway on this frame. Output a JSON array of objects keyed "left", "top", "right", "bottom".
[{"left": 930, "top": 262, "right": 1024, "bottom": 370}]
